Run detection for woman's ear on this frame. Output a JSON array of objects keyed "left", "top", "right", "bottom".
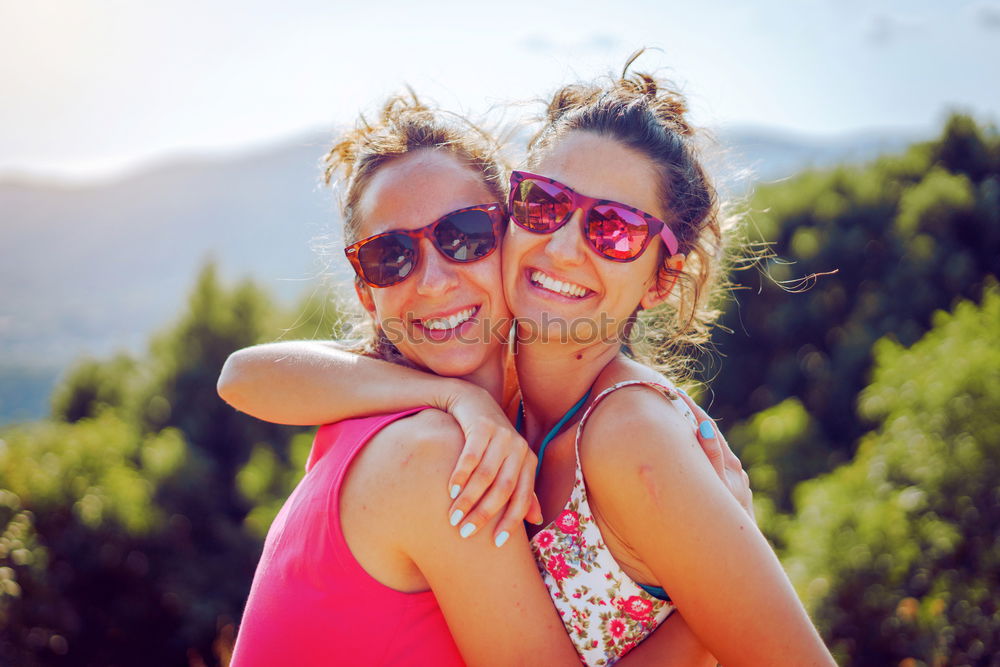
[
  {"left": 640, "top": 254, "right": 685, "bottom": 310},
  {"left": 353, "top": 278, "right": 377, "bottom": 316}
]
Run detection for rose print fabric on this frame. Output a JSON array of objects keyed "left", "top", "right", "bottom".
[{"left": 529, "top": 380, "right": 699, "bottom": 666}]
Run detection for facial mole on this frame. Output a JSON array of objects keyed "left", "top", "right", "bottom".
[{"left": 576, "top": 353, "right": 583, "bottom": 360}]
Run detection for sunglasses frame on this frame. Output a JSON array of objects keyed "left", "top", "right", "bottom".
[
  {"left": 345, "top": 203, "right": 505, "bottom": 288},
  {"left": 508, "top": 170, "right": 679, "bottom": 261}
]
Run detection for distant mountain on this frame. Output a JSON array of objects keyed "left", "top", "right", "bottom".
[
  {"left": 0, "top": 125, "right": 926, "bottom": 424},
  {"left": 713, "top": 126, "right": 923, "bottom": 190}
]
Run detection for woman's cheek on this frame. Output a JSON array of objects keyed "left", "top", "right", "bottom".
[{"left": 500, "top": 232, "right": 529, "bottom": 292}]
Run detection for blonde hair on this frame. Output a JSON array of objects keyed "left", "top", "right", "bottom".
[{"left": 323, "top": 92, "right": 507, "bottom": 363}]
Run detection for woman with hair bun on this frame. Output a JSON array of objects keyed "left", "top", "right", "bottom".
[
  {"left": 223, "top": 57, "right": 834, "bottom": 664},
  {"left": 225, "top": 93, "right": 735, "bottom": 666},
  {"left": 499, "top": 57, "right": 833, "bottom": 664}
]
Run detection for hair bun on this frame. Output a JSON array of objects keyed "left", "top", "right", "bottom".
[
  {"left": 616, "top": 49, "right": 692, "bottom": 136},
  {"left": 545, "top": 84, "right": 597, "bottom": 124},
  {"left": 323, "top": 91, "right": 435, "bottom": 186}
]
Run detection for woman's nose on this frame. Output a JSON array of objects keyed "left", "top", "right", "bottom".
[
  {"left": 544, "top": 208, "right": 587, "bottom": 266},
  {"left": 415, "top": 242, "right": 459, "bottom": 297}
]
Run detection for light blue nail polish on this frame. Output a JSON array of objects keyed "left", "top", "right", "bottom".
[
  {"left": 699, "top": 420, "right": 715, "bottom": 439},
  {"left": 495, "top": 531, "right": 510, "bottom": 548},
  {"left": 460, "top": 523, "right": 475, "bottom": 538},
  {"left": 450, "top": 485, "right": 461, "bottom": 499},
  {"left": 450, "top": 509, "right": 464, "bottom": 527},
  {"left": 677, "top": 387, "right": 688, "bottom": 396}
]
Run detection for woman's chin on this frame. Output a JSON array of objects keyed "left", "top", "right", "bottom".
[{"left": 417, "top": 350, "right": 490, "bottom": 379}]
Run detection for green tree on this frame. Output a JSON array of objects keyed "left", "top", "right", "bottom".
[
  {"left": 705, "top": 113, "right": 1000, "bottom": 469},
  {"left": 782, "top": 281, "right": 1000, "bottom": 665},
  {"left": 0, "top": 413, "right": 189, "bottom": 664},
  {"left": 50, "top": 354, "right": 138, "bottom": 423},
  {"left": 933, "top": 113, "right": 995, "bottom": 183},
  {"left": 0, "top": 262, "right": 348, "bottom": 665}
]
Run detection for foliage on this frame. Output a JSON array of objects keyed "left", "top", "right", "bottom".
[
  {"left": 0, "top": 414, "right": 186, "bottom": 664},
  {"left": 0, "top": 263, "right": 344, "bottom": 665},
  {"left": 50, "top": 355, "right": 138, "bottom": 423},
  {"left": 706, "top": 113, "right": 1000, "bottom": 462},
  {"left": 782, "top": 281, "right": 1000, "bottom": 666},
  {"left": 725, "top": 397, "right": 838, "bottom": 548},
  {"left": 237, "top": 433, "right": 314, "bottom": 540}
]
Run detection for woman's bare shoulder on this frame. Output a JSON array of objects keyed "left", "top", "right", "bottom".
[
  {"left": 577, "top": 355, "right": 690, "bottom": 467},
  {"left": 347, "top": 409, "right": 464, "bottom": 519},
  {"left": 596, "top": 355, "right": 678, "bottom": 390},
  {"left": 579, "top": 382, "right": 696, "bottom": 473},
  {"left": 375, "top": 408, "right": 464, "bottom": 447},
  {"left": 576, "top": 358, "right": 708, "bottom": 532}
]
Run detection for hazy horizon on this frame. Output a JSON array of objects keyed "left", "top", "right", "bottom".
[
  {"left": 2, "top": 0, "right": 997, "bottom": 181},
  {"left": 0, "top": 119, "right": 937, "bottom": 186}
]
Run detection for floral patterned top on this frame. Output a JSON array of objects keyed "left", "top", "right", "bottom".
[{"left": 529, "top": 380, "right": 699, "bottom": 666}]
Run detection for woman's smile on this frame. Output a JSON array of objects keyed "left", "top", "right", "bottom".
[
  {"left": 412, "top": 304, "right": 482, "bottom": 340},
  {"left": 503, "top": 131, "right": 667, "bottom": 343},
  {"left": 526, "top": 268, "right": 593, "bottom": 300},
  {"left": 357, "top": 149, "right": 509, "bottom": 376}
]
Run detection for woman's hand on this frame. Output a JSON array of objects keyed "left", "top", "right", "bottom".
[
  {"left": 679, "top": 391, "right": 755, "bottom": 522},
  {"left": 441, "top": 386, "right": 543, "bottom": 547}
]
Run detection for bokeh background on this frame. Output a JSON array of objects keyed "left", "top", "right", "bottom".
[{"left": 1, "top": 1, "right": 998, "bottom": 664}]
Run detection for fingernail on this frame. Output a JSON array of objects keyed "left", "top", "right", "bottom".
[
  {"left": 450, "top": 509, "right": 464, "bottom": 527},
  {"left": 494, "top": 531, "right": 510, "bottom": 548},
  {"left": 460, "top": 522, "right": 476, "bottom": 538},
  {"left": 699, "top": 420, "right": 715, "bottom": 439},
  {"left": 450, "top": 484, "right": 461, "bottom": 499},
  {"left": 677, "top": 387, "right": 688, "bottom": 395}
]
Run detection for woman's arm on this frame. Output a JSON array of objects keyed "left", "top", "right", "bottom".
[
  {"left": 581, "top": 387, "right": 835, "bottom": 666},
  {"left": 218, "top": 340, "right": 543, "bottom": 536},
  {"left": 218, "top": 340, "right": 469, "bottom": 425},
  {"left": 674, "top": 389, "right": 755, "bottom": 523},
  {"left": 373, "top": 410, "right": 579, "bottom": 665},
  {"left": 619, "top": 612, "right": 716, "bottom": 666},
  {"left": 377, "top": 410, "right": 721, "bottom": 666}
]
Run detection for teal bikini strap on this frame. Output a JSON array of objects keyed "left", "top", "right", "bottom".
[
  {"left": 516, "top": 390, "right": 591, "bottom": 478},
  {"left": 638, "top": 583, "right": 672, "bottom": 603},
  {"left": 518, "top": 383, "right": 675, "bottom": 605}
]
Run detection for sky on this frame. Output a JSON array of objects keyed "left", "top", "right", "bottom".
[{"left": 1, "top": 0, "right": 998, "bottom": 181}]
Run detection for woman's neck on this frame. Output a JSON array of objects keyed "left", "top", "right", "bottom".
[
  {"left": 514, "top": 334, "right": 619, "bottom": 448},
  {"left": 457, "top": 345, "right": 507, "bottom": 405}
]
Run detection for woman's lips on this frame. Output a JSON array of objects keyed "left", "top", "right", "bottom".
[
  {"left": 525, "top": 268, "right": 593, "bottom": 302},
  {"left": 412, "top": 305, "right": 481, "bottom": 341}
]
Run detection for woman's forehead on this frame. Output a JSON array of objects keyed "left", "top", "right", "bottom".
[
  {"left": 532, "top": 131, "right": 665, "bottom": 220},
  {"left": 358, "top": 150, "right": 493, "bottom": 236}
]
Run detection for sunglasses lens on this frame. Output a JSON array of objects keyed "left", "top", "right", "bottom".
[
  {"left": 588, "top": 205, "right": 650, "bottom": 260},
  {"left": 433, "top": 209, "right": 497, "bottom": 262},
  {"left": 357, "top": 234, "right": 417, "bottom": 286},
  {"left": 512, "top": 178, "right": 572, "bottom": 231}
]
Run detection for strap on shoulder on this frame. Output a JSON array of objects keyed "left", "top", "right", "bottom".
[{"left": 572, "top": 380, "right": 684, "bottom": 462}]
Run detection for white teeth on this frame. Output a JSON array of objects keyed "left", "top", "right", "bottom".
[
  {"left": 530, "top": 270, "right": 588, "bottom": 298},
  {"left": 422, "top": 307, "right": 476, "bottom": 331}
]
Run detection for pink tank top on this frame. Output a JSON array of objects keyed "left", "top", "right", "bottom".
[{"left": 231, "top": 409, "right": 465, "bottom": 666}]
